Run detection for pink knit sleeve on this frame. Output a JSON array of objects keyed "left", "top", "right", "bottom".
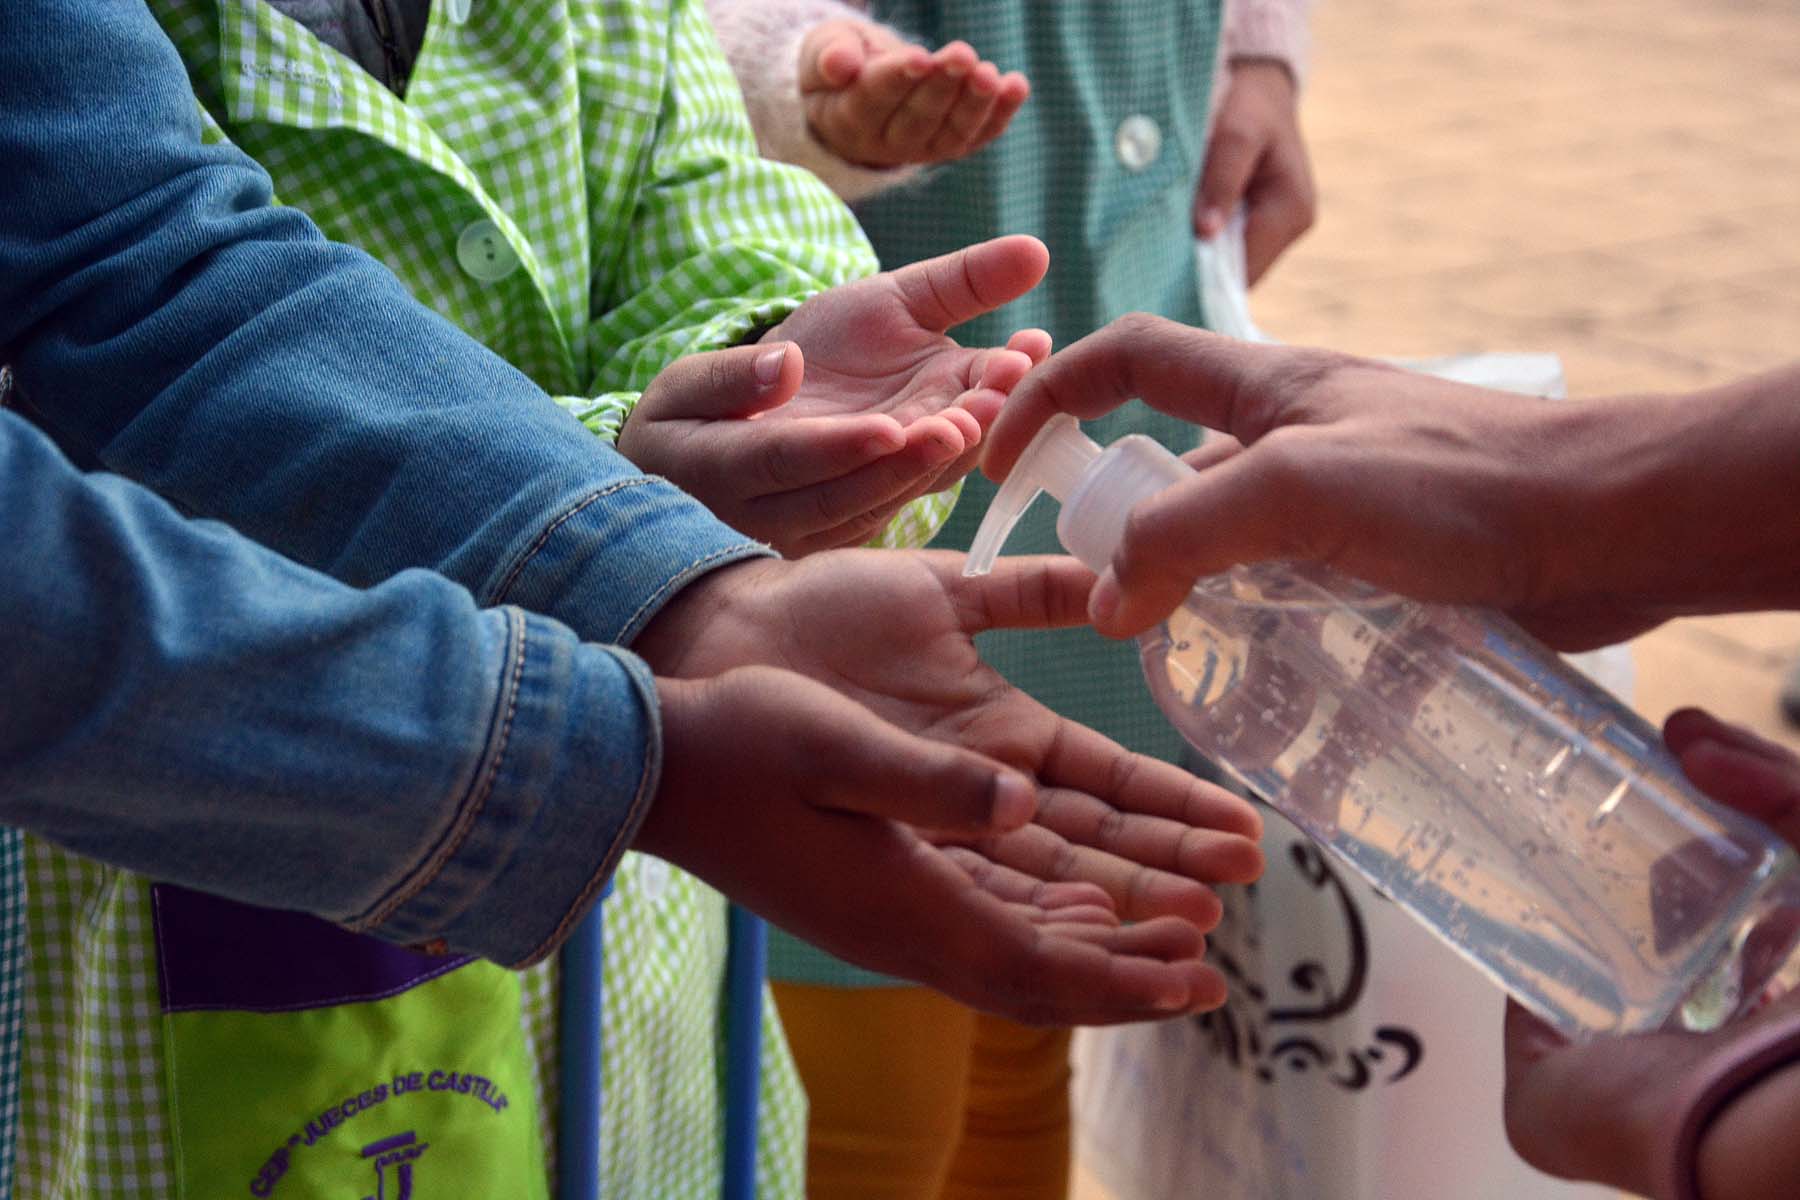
[
  {"left": 702, "top": 0, "right": 924, "bottom": 204},
  {"left": 1222, "top": 0, "right": 1314, "bottom": 88}
]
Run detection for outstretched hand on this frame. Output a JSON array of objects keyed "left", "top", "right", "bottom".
[
  {"left": 618, "top": 235, "right": 1049, "bottom": 556},
  {"left": 632, "top": 549, "right": 1264, "bottom": 1024},
  {"left": 800, "top": 18, "right": 1028, "bottom": 167},
  {"left": 753, "top": 234, "right": 1052, "bottom": 553}
]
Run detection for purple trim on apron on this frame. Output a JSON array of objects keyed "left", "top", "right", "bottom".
[{"left": 152, "top": 884, "right": 473, "bottom": 1014}]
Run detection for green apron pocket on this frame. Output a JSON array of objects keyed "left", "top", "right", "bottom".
[{"left": 152, "top": 885, "right": 547, "bottom": 1200}]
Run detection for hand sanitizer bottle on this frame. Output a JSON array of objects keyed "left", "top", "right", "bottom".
[{"left": 968, "top": 415, "right": 1800, "bottom": 1035}]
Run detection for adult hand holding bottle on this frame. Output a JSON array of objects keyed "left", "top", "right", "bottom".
[
  {"left": 987, "top": 313, "right": 1800, "bottom": 1192},
  {"left": 1504, "top": 708, "right": 1800, "bottom": 1200},
  {"left": 985, "top": 314, "right": 1800, "bottom": 652}
]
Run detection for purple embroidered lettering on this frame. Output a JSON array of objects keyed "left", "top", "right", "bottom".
[{"left": 249, "top": 1144, "right": 290, "bottom": 1197}]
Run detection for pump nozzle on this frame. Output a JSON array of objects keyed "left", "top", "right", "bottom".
[{"left": 964, "top": 415, "right": 1101, "bottom": 576}]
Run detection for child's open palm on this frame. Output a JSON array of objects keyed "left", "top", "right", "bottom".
[
  {"left": 799, "top": 18, "right": 1028, "bottom": 168},
  {"left": 619, "top": 236, "right": 1052, "bottom": 556}
]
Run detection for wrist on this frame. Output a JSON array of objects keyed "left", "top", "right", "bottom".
[
  {"left": 1227, "top": 55, "right": 1298, "bottom": 97},
  {"left": 1696, "top": 1057, "right": 1800, "bottom": 1200},
  {"left": 630, "top": 555, "right": 785, "bottom": 678},
  {"left": 1555, "top": 377, "right": 1800, "bottom": 616}
]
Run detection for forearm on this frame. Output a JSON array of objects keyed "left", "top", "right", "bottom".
[
  {"left": 3, "top": 0, "right": 761, "bottom": 646},
  {"left": 1548, "top": 368, "right": 1800, "bottom": 617},
  {"left": 3, "top": 411, "right": 651, "bottom": 966},
  {"left": 702, "top": 0, "right": 922, "bottom": 203}
]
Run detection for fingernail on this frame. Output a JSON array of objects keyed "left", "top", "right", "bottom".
[
  {"left": 993, "top": 772, "right": 1036, "bottom": 827},
  {"left": 1089, "top": 573, "right": 1120, "bottom": 627},
  {"left": 754, "top": 344, "right": 788, "bottom": 389},
  {"left": 1156, "top": 983, "right": 1192, "bottom": 1011},
  {"left": 1199, "top": 208, "right": 1224, "bottom": 237},
  {"left": 903, "top": 55, "right": 931, "bottom": 79}
]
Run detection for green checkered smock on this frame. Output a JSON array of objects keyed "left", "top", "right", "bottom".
[
  {"left": 767, "top": 0, "right": 1228, "bottom": 988},
  {"left": 15, "top": 1, "right": 953, "bottom": 1196}
]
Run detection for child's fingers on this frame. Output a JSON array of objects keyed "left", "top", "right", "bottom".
[
  {"left": 747, "top": 421, "right": 964, "bottom": 538},
  {"left": 889, "top": 73, "right": 972, "bottom": 154},
  {"left": 1038, "top": 719, "right": 1265, "bottom": 840},
  {"left": 970, "top": 345, "right": 1035, "bottom": 398},
  {"left": 884, "top": 53, "right": 972, "bottom": 152},
  {"left": 637, "top": 342, "right": 803, "bottom": 421},
  {"left": 1007, "top": 327, "right": 1054, "bottom": 366},
  {"left": 967, "top": 71, "right": 1030, "bottom": 153},
  {"left": 950, "top": 388, "right": 1009, "bottom": 441},
  {"left": 1032, "top": 787, "right": 1265, "bottom": 886},
  {"left": 750, "top": 673, "right": 1038, "bottom": 834},
  {"left": 715, "top": 413, "right": 907, "bottom": 498},
  {"left": 969, "top": 820, "right": 1226, "bottom": 929},
  {"left": 925, "top": 63, "right": 1002, "bottom": 160},
  {"left": 799, "top": 26, "right": 870, "bottom": 92},
  {"left": 935, "top": 847, "right": 1119, "bottom": 917},
  {"left": 963, "top": 923, "right": 1224, "bottom": 1025},
  {"left": 827, "top": 48, "right": 930, "bottom": 138}
]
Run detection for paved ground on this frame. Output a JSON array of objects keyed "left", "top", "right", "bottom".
[{"left": 1076, "top": 0, "right": 1800, "bottom": 1195}]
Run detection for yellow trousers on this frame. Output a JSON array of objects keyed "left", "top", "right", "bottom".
[{"left": 772, "top": 983, "right": 1072, "bottom": 1200}]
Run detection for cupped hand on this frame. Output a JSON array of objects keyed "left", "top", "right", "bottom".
[
  {"left": 1502, "top": 709, "right": 1800, "bottom": 1200},
  {"left": 754, "top": 234, "right": 1052, "bottom": 553},
  {"left": 632, "top": 548, "right": 1265, "bottom": 1023},
  {"left": 800, "top": 18, "right": 1028, "bottom": 167},
  {"left": 618, "top": 340, "right": 905, "bottom": 556},
  {"left": 1195, "top": 60, "right": 1315, "bottom": 286}
]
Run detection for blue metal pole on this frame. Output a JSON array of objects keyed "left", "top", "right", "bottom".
[
  {"left": 721, "top": 906, "right": 767, "bottom": 1200},
  {"left": 558, "top": 894, "right": 607, "bottom": 1200}
]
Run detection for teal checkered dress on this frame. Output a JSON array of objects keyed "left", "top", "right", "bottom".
[{"left": 768, "top": 0, "right": 1229, "bottom": 988}]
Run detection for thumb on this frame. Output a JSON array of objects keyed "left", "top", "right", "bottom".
[
  {"left": 1089, "top": 453, "right": 1314, "bottom": 637},
  {"left": 889, "top": 234, "right": 1049, "bottom": 333},
  {"left": 800, "top": 22, "right": 870, "bottom": 93},
  {"left": 1195, "top": 119, "right": 1262, "bottom": 239},
  {"left": 636, "top": 342, "right": 802, "bottom": 422}
]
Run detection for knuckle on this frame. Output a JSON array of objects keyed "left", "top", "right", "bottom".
[
  {"left": 1110, "top": 310, "right": 1168, "bottom": 344},
  {"left": 758, "top": 436, "right": 800, "bottom": 491}
]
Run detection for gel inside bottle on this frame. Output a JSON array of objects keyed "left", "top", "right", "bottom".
[{"left": 968, "top": 415, "right": 1800, "bottom": 1035}]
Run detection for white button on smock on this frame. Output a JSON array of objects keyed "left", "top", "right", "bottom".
[
  {"left": 1114, "top": 114, "right": 1163, "bottom": 172},
  {"left": 455, "top": 219, "right": 517, "bottom": 282},
  {"left": 442, "top": 0, "right": 473, "bottom": 26},
  {"left": 638, "top": 856, "right": 672, "bottom": 902}
]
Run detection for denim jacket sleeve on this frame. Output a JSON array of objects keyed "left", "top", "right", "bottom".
[
  {"left": 0, "top": 2, "right": 773, "bottom": 959},
  {"left": 0, "top": 0, "right": 766, "bottom": 650},
  {"left": 3, "top": 410, "right": 654, "bottom": 966}
]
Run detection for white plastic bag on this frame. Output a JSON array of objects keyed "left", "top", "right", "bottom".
[{"left": 1070, "top": 216, "right": 1627, "bottom": 1200}]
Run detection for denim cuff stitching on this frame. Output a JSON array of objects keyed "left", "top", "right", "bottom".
[{"left": 347, "top": 607, "right": 529, "bottom": 933}]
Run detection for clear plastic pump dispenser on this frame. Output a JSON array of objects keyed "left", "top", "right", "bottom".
[{"left": 970, "top": 416, "right": 1800, "bottom": 1035}]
